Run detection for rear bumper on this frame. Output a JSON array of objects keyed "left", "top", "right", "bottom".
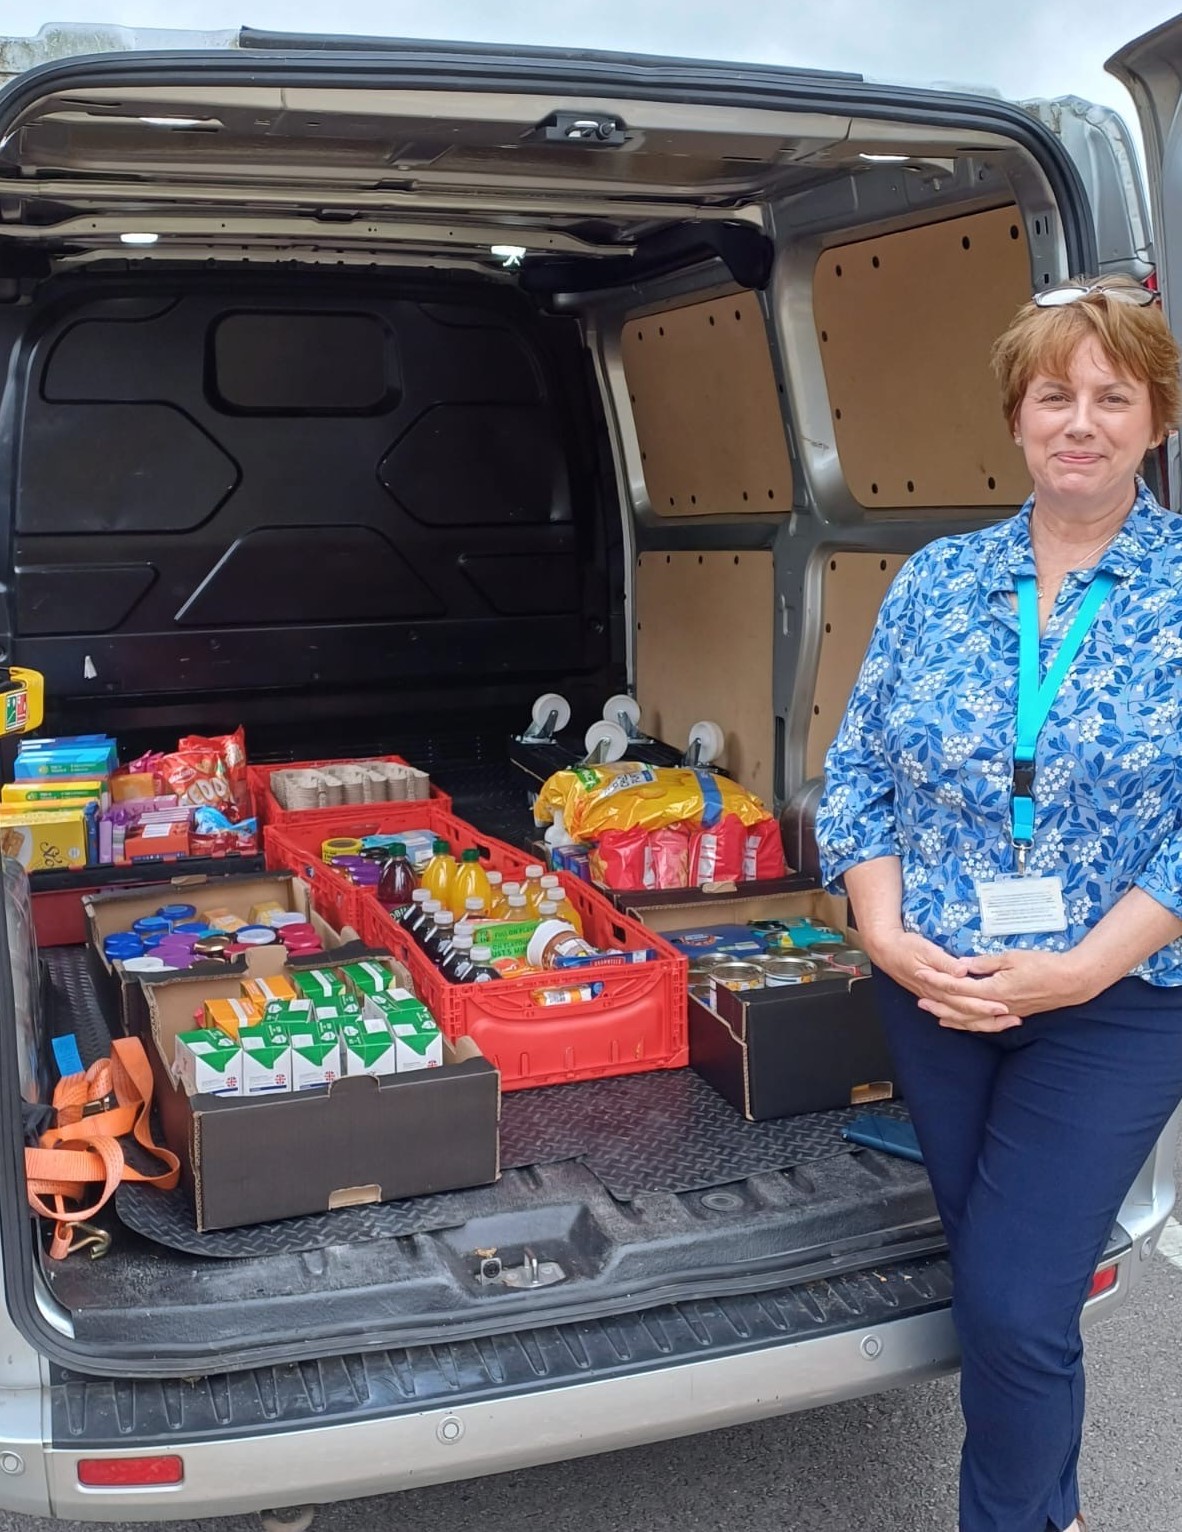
[{"left": 43, "top": 1307, "right": 959, "bottom": 1523}]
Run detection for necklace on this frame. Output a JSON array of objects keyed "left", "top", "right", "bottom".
[{"left": 1032, "top": 521, "right": 1122, "bottom": 599}]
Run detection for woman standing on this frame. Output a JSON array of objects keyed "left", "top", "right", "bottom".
[{"left": 816, "top": 275, "right": 1182, "bottom": 1532}]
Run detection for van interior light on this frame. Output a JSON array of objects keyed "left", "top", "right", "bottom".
[
  {"left": 120, "top": 232, "right": 160, "bottom": 246},
  {"left": 858, "top": 153, "right": 910, "bottom": 164},
  {"left": 139, "top": 116, "right": 208, "bottom": 128},
  {"left": 490, "top": 245, "right": 526, "bottom": 268}
]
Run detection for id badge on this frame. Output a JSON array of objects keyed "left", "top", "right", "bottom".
[{"left": 976, "top": 875, "right": 1067, "bottom": 936}]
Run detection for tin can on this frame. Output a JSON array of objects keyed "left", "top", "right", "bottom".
[
  {"left": 192, "top": 933, "right": 231, "bottom": 959},
  {"left": 818, "top": 944, "right": 872, "bottom": 976},
  {"left": 760, "top": 955, "right": 823, "bottom": 986},
  {"left": 711, "top": 960, "right": 765, "bottom": 994}
]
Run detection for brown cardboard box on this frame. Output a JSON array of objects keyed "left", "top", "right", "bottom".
[
  {"left": 144, "top": 945, "right": 499, "bottom": 1230},
  {"left": 84, "top": 870, "right": 318, "bottom": 1037},
  {"left": 623, "top": 885, "right": 896, "bottom": 1122}
]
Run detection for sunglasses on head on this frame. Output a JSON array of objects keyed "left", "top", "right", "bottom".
[{"left": 1033, "top": 281, "right": 1157, "bottom": 308}]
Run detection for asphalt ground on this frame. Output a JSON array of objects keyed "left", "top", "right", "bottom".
[{"left": 5, "top": 1146, "right": 1182, "bottom": 1532}]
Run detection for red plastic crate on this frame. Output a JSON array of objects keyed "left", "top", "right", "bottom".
[
  {"left": 248, "top": 755, "right": 451, "bottom": 829},
  {"left": 265, "top": 805, "right": 688, "bottom": 1091}
]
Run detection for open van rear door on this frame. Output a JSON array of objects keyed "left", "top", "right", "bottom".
[{"left": 1108, "top": 18, "right": 1182, "bottom": 500}]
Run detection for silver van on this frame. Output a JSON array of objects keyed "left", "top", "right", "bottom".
[{"left": 0, "top": 17, "right": 1177, "bottom": 1523}]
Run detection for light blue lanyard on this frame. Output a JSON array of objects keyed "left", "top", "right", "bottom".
[{"left": 1011, "top": 569, "right": 1116, "bottom": 868}]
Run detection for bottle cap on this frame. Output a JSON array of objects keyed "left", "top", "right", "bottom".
[
  {"left": 486, "top": 870, "right": 504, "bottom": 886},
  {"left": 525, "top": 863, "right": 545, "bottom": 878},
  {"left": 157, "top": 903, "right": 197, "bottom": 922},
  {"left": 541, "top": 875, "right": 559, "bottom": 888},
  {"left": 465, "top": 897, "right": 484, "bottom": 913},
  {"left": 471, "top": 945, "right": 492, "bottom": 963},
  {"left": 424, "top": 900, "right": 443, "bottom": 913},
  {"left": 388, "top": 842, "right": 407, "bottom": 858},
  {"left": 435, "top": 911, "right": 455, "bottom": 927},
  {"left": 538, "top": 901, "right": 559, "bottom": 916},
  {"left": 411, "top": 889, "right": 431, "bottom": 905},
  {"left": 502, "top": 882, "right": 522, "bottom": 895},
  {"left": 433, "top": 839, "right": 450, "bottom": 854},
  {"left": 507, "top": 894, "right": 527, "bottom": 909},
  {"left": 452, "top": 934, "right": 474, "bottom": 951},
  {"left": 461, "top": 848, "right": 481, "bottom": 863}
]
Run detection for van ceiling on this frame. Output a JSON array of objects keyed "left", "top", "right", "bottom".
[{"left": 0, "top": 83, "right": 1016, "bottom": 273}]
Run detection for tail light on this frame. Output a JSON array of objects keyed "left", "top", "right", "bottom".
[
  {"left": 1087, "top": 1264, "right": 1118, "bottom": 1299},
  {"left": 77, "top": 1455, "right": 184, "bottom": 1487}
]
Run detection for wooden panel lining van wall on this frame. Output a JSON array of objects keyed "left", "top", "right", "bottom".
[
  {"left": 635, "top": 550, "right": 775, "bottom": 805},
  {"left": 807, "top": 551, "right": 907, "bottom": 780},
  {"left": 621, "top": 293, "right": 794, "bottom": 518},
  {"left": 814, "top": 205, "right": 1033, "bottom": 509}
]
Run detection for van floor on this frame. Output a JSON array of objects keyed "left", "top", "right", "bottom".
[
  {"left": 34, "top": 746, "right": 943, "bottom": 1364},
  {"left": 39, "top": 943, "right": 940, "bottom": 1361}
]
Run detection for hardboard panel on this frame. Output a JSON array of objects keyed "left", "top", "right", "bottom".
[
  {"left": 814, "top": 206, "right": 1033, "bottom": 508},
  {"left": 635, "top": 550, "right": 775, "bottom": 805},
  {"left": 806, "top": 552, "right": 907, "bottom": 780},
  {"left": 621, "top": 292, "right": 794, "bottom": 518}
]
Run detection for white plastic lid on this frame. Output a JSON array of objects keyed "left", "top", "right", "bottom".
[
  {"left": 502, "top": 881, "right": 522, "bottom": 894},
  {"left": 525, "top": 863, "right": 545, "bottom": 878},
  {"left": 465, "top": 897, "right": 485, "bottom": 912},
  {"left": 122, "top": 955, "right": 167, "bottom": 972},
  {"left": 540, "top": 874, "right": 559, "bottom": 888},
  {"left": 411, "top": 889, "right": 431, "bottom": 905},
  {"left": 486, "top": 871, "right": 504, "bottom": 887},
  {"left": 452, "top": 934, "right": 474, "bottom": 951},
  {"left": 507, "top": 895, "right": 527, "bottom": 910},
  {"left": 538, "top": 901, "right": 559, "bottom": 916},
  {"left": 471, "top": 945, "right": 492, "bottom": 962},
  {"left": 434, "top": 911, "right": 455, "bottom": 927},
  {"left": 526, "top": 918, "right": 579, "bottom": 969},
  {"left": 424, "top": 900, "right": 443, "bottom": 913}
]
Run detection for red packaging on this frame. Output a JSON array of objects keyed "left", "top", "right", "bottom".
[
  {"left": 688, "top": 814, "right": 746, "bottom": 886},
  {"left": 743, "top": 818, "right": 787, "bottom": 881},
  {"left": 649, "top": 825, "right": 690, "bottom": 889},
  {"left": 591, "top": 827, "right": 652, "bottom": 890},
  {"left": 160, "top": 727, "right": 251, "bottom": 822}
]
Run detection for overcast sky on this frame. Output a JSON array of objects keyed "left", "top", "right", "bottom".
[{"left": 3, "top": 0, "right": 1180, "bottom": 137}]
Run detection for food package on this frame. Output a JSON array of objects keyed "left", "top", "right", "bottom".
[
  {"left": 650, "top": 825, "right": 690, "bottom": 889},
  {"left": 590, "top": 827, "right": 651, "bottom": 890},
  {"left": 743, "top": 818, "right": 787, "bottom": 881},
  {"left": 535, "top": 763, "right": 770, "bottom": 842},
  {"left": 158, "top": 727, "right": 251, "bottom": 823},
  {"left": 687, "top": 814, "right": 747, "bottom": 886}
]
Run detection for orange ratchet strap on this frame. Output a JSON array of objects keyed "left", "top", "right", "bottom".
[{"left": 24, "top": 1036, "right": 179, "bottom": 1259}]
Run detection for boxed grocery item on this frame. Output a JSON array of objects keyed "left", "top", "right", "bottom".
[
  {"left": 0, "top": 807, "right": 90, "bottom": 872},
  {"left": 624, "top": 884, "right": 895, "bottom": 1121},
  {"left": 144, "top": 946, "right": 499, "bottom": 1232},
  {"left": 239, "top": 1021, "right": 293, "bottom": 1096},
  {"left": 340, "top": 1014, "right": 399, "bottom": 1077},
  {"left": 174, "top": 1029, "right": 242, "bottom": 1097}
]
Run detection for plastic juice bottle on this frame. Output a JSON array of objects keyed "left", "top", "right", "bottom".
[
  {"left": 537, "top": 900, "right": 560, "bottom": 918},
  {"left": 504, "top": 892, "right": 530, "bottom": 924},
  {"left": 441, "top": 933, "right": 476, "bottom": 983},
  {"left": 469, "top": 944, "right": 498, "bottom": 983},
  {"left": 485, "top": 870, "right": 507, "bottom": 917},
  {"left": 422, "top": 839, "right": 457, "bottom": 907},
  {"left": 422, "top": 909, "right": 456, "bottom": 967},
  {"left": 449, "top": 848, "right": 493, "bottom": 917},
  {"left": 457, "top": 896, "right": 487, "bottom": 934},
  {"left": 522, "top": 863, "right": 548, "bottom": 915},
  {"left": 399, "top": 887, "right": 433, "bottom": 937},
  {"left": 540, "top": 874, "right": 585, "bottom": 935},
  {"left": 413, "top": 899, "right": 444, "bottom": 951},
  {"left": 377, "top": 842, "right": 418, "bottom": 913}
]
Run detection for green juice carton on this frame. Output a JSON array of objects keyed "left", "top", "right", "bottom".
[
  {"left": 339, "top": 1015, "right": 398, "bottom": 1077},
  {"left": 174, "top": 1029, "right": 243, "bottom": 1097},
  {"left": 470, "top": 918, "right": 538, "bottom": 959},
  {"left": 239, "top": 1021, "right": 293, "bottom": 1096},
  {"left": 291, "top": 968, "right": 349, "bottom": 1004},
  {"left": 338, "top": 960, "right": 400, "bottom": 998},
  {"left": 390, "top": 1019, "right": 444, "bottom": 1073},
  {"left": 312, "top": 996, "right": 362, "bottom": 1026},
  {"left": 281, "top": 1017, "right": 341, "bottom": 1091},
  {"left": 363, "top": 992, "right": 433, "bottom": 1030}
]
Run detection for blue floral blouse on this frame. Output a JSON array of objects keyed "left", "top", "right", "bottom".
[{"left": 816, "top": 478, "right": 1182, "bottom": 985}]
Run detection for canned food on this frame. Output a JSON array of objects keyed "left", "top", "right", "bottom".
[
  {"left": 192, "top": 933, "right": 231, "bottom": 959},
  {"left": 711, "top": 960, "right": 765, "bottom": 993},
  {"left": 688, "top": 954, "right": 726, "bottom": 978},
  {"left": 760, "top": 955, "right": 823, "bottom": 986},
  {"left": 818, "top": 944, "right": 872, "bottom": 976}
]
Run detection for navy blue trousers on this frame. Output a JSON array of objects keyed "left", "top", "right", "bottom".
[{"left": 873, "top": 972, "right": 1182, "bottom": 1532}]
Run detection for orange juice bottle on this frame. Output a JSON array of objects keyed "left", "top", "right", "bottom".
[
  {"left": 541, "top": 873, "right": 584, "bottom": 935},
  {"left": 485, "top": 869, "right": 507, "bottom": 917},
  {"left": 522, "top": 863, "right": 548, "bottom": 914},
  {"left": 449, "top": 848, "right": 493, "bottom": 917},
  {"left": 422, "top": 839, "right": 456, "bottom": 907}
]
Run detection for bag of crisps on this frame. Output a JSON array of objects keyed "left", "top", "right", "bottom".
[{"left": 535, "top": 763, "right": 770, "bottom": 842}]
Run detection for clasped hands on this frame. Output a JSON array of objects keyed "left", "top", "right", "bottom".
[{"left": 865, "top": 930, "right": 1093, "bottom": 1032}]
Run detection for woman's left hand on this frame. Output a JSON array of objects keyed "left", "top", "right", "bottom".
[{"left": 912, "top": 949, "right": 1094, "bottom": 1028}]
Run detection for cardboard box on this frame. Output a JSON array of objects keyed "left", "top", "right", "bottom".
[
  {"left": 144, "top": 954, "right": 500, "bottom": 1231},
  {"left": 624, "top": 884, "right": 895, "bottom": 1122},
  {"left": 84, "top": 871, "right": 319, "bottom": 1037},
  {"left": 0, "top": 809, "right": 89, "bottom": 871}
]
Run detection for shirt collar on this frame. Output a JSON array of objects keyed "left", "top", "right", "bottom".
[{"left": 985, "top": 475, "right": 1163, "bottom": 596}]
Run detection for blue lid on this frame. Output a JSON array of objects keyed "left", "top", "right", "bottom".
[
  {"left": 103, "top": 935, "right": 144, "bottom": 957},
  {"left": 157, "top": 903, "right": 198, "bottom": 922},
  {"left": 172, "top": 920, "right": 213, "bottom": 935},
  {"left": 132, "top": 915, "right": 171, "bottom": 936}
]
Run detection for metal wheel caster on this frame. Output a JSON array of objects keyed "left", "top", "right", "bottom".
[
  {"left": 259, "top": 1508, "right": 316, "bottom": 1532},
  {"left": 682, "top": 719, "right": 725, "bottom": 768},
  {"left": 519, "top": 691, "right": 571, "bottom": 744},
  {"left": 581, "top": 719, "right": 629, "bottom": 764},
  {"left": 601, "top": 692, "right": 646, "bottom": 740}
]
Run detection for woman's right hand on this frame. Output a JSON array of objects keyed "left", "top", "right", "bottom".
[{"left": 861, "top": 929, "right": 1023, "bottom": 1032}]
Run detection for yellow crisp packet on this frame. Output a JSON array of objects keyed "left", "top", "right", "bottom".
[{"left": 533, "top": 763, "right": 770, "bottom": 841}]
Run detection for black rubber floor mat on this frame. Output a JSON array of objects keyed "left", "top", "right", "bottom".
[{"left": 113, "top": 1071, "right": 896, "bottom": 1259}]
